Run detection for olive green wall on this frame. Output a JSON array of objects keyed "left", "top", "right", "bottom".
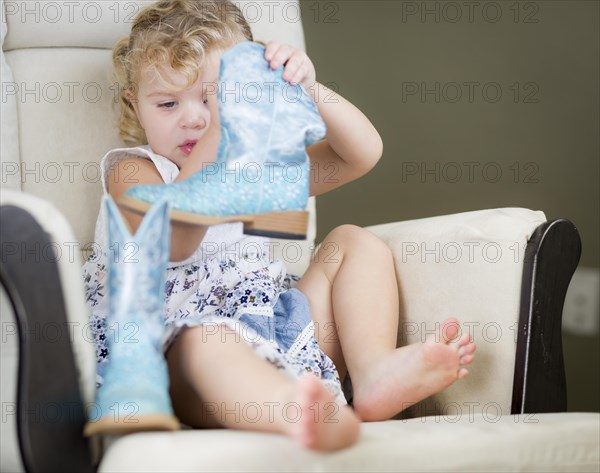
[{"left": 300, "top": 0, "right": 599, "bottom": 411}]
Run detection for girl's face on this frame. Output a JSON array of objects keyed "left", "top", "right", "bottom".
[{"left": 131, "top": 49, "right": 222, "bottom": 168}]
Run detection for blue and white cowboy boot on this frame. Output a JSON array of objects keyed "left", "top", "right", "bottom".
[
  {"left": 84, "top": 196, "right": 179, "bottom": 435},
  {"left": 118, "top": 41, "right": 326, "bottom": 239}
]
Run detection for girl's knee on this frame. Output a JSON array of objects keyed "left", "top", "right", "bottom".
[{"left": 326, "top": 224, "right": 392, "bottom": 258}]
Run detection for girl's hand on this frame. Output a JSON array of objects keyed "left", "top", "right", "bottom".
[{"left": 264, "top": 41, "right": 316, "bottom": 93}]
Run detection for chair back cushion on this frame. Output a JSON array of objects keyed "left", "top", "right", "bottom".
[{"left": 367, "top": 207, "right": 547, "bottom": 418}]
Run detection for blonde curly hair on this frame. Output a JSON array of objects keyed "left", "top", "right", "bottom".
[{"left": 113, "top": 0, "right": 253, "bottom": 145}]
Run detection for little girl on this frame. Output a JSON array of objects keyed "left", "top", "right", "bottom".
[{"left": 83, "top": 0, "right": 476, "bottom": 451}]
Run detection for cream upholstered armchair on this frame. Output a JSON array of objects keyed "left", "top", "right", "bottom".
[{"left": 1, "top": 1, "right": 598, "bottom": 472}]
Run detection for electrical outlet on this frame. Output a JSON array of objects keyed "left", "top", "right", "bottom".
[{"left": 562, "top": 267, "right": 600, "bottom": 336}]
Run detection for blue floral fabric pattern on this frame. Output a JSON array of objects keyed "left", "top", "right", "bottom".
[{"left": 82, "top": 218, "right": 345, "bottom": 403}]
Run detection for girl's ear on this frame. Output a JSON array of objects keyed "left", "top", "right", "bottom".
[{"left": 124, "top": 88, "right": 135, "bottom": 104}]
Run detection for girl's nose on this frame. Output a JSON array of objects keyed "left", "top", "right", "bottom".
[{"left": 180, "top": 106, "right": 207, "bottom": 129}]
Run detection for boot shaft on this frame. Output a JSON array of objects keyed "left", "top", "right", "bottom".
[
  {"left": 218, "top": 42, "right": 326, "bottom": 169},
  {"left": 104, "top": 197, "right": 171, "bottom": 339}
]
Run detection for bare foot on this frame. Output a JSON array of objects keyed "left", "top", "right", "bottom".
[
  {"left": 352, "top": 317, "right": 476, "bottom": 421},
  {"left": 286, "top": 375, "right": 361, "bottom": 451}
]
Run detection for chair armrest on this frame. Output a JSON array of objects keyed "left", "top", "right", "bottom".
[
  {"left": 1, "top": 189, "right": 96, "bottom": 471},
  {"left": 364, "top": 208, "right": 553, "bottom": 418},
  {"left": 511, "top": 219, "right": 580, "bottom": 413}
]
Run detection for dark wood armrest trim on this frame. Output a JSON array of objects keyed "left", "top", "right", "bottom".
[{"left": 511, "top": 219, "right": 581, "bottom": 414}]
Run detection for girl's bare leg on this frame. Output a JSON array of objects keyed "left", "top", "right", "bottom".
[
  {"left": 296, "top": 225, "right": 477, "bottom": 421},
  {"left": 166, "top": 324, "right": 360, "bottom": 451}
]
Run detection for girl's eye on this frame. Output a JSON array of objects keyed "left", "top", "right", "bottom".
[
  {"left": 203, "top": 99, "right": 209, "bottom": 105},
  {"left": 158, "top": 101, "right": 176, "bottom": 109}
]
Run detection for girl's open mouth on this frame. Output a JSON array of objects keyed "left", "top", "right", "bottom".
[{"left": 179, "top": 140, "right": 197, "bottom": 156}]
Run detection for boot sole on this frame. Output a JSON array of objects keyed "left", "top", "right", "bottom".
[
  {"left": 118, "top": 195, "right": 309, "bottom": 240},
  {"left": 84, "top": 413, "right": 180, "bottom": 436}
]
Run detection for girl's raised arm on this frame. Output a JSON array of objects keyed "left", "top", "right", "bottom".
[{"left": 263, "top": 41, "right": 383, "bottom": 197}]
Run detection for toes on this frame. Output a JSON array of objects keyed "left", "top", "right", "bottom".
[
  {"left": 301, "top": 424, "right": 317, "bottom": 449},
  {"left": 440, "top": 318, "right": 460, "bottom": 343},
  {"left": 457, "top": 333, "right": 472, "bottom": 346},
  {"left": 459, "top": 341, "right": 476, "bottom": 355},
  {"left": 295, "top": 376, "right": 321, "bottom": 449},
  {"left": 459, "top": 341, "right": 476, "bottom": 365},
  {"left": 460, "top": 354, "right": 475, "bottom": 365},
  {"left": 301, "top": 375, "right": 322, "bottom": 402},
  {"left": 457, "top": 368, "right": 469, "bottom": 379}
]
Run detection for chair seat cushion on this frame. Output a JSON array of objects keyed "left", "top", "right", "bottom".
[{"left": 99, "top": 412, "right": 599, "bottom": 472}]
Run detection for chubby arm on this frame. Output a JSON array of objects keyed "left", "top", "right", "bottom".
[
  {"left": 264, "top": 41, "right": 383, "bottom": 196},
  {"left": 306, "top": 82, "right": 383, "bottom": 196}
]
